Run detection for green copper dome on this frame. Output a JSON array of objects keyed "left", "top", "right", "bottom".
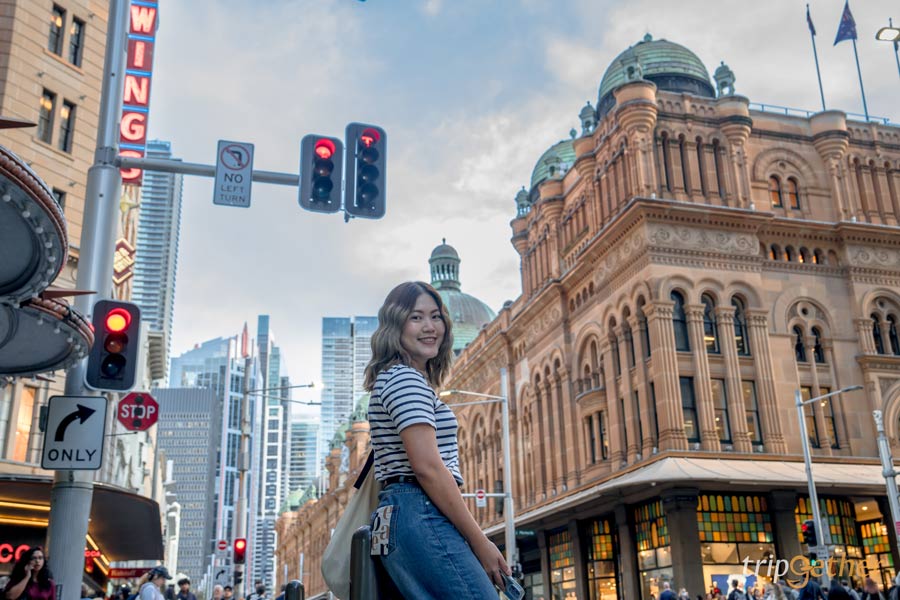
[
  {"left": 530, "top": 138, "right": 576, "bottom": 189},
  {"left": 597, "top": 34, "right": 714, "bottom": 117}
]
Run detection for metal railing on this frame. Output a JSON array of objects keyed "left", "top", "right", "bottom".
[
  {"left": 748, "top": 102, "right": 891, "bottom": 125},
  {"left": 350, "top": 526, "right": 379, "bottom": 599}
]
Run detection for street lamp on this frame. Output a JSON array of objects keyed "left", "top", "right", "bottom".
[
  {"left": 795, "top": 384, "right": 863, "bottom": 586},
  {"left": 876, "top": 19, "right": 900, "bottom": 79},
  {"left": 440, "top": 367, "right": 516, "bottom": 569}
]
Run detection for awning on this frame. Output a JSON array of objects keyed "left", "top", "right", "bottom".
[
  {"left": 0, "top": 474, "right": 163, "bottom": 561},
  {"left": 484, "top": 456, "right": 892, "bottom": 536}
]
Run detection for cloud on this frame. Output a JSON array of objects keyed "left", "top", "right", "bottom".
[{"left": 421, "top": 0, "right": 443, "bottom": 17}]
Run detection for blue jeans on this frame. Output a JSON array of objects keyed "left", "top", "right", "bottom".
[{"left": 371, "top": 482, "right": 497, "bottom": 599}]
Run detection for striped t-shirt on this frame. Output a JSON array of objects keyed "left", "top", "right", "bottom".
[{"left": 369, "top": 364, "right": 463, "bottom": 485}]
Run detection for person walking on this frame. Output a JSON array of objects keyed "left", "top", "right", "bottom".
[
  {"left": 797, "top": 578, "right": 826, "bottom": 600},
  {"left": 763, "top": 582, "right": 786, "bottom": 600},
  {"left": 727, "top": 580, "right": 746, "bottom": 600},
  {"left": 2, "top": 547, "right": 55, "bottom": 600},
  {"left": 139, "top": 567, "right": 171, "bottom": 600},
  {"left": 365, "top": 281, "right": 511, "bottom": 599},
  {"left": 175, "top": 578, "right": 196, "bottom": 600},
  {"left": 658, "top": 582, "right": 677, "bottom": 600},
  {"left": 862, "top": 578, "right": 887, "bottom": 600},
  {"left": 830, "top": 579, "right": 854, "bottom": 600}
]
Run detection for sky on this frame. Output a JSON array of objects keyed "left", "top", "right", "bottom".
[{"left": 149, "top": 0, "right": 900, "bottom": 412}]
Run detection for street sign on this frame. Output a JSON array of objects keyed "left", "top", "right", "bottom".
[
  {"left": 218, "top": 540, "right": 228, "bottom": 551},
  {"left": 810, "top": 544, "right": 828, "bottom": 557},
  {"left": 108, "top": 568, "right": 150, "bottom": 579},
  {"left": 118, "top": 392, "right": 159, "bottom": 431},
  {"left": 41, "top": 396, "right": 107, "bottom": 470},
  {"left": 214, "top": 140, "right": 254, "bottom": 207},
  {"left": 515, "top": 529, "right": 536, "bottom": 537},
  {"left": 475, "top": 488, "right": 487, "bottom": 508}
]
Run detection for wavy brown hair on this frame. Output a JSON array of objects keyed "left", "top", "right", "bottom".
[{"left": 363, "top": 281, "right": 454, "bottom": 391}]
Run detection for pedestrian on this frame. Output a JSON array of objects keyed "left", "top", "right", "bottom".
[
  {"left": 797, "top": 578, "right": 826, "bottom": 600},
  {"left": 223, "top": 586, "right": 233, "bottom": 600},
  {"left": 763, "top": 583, "right": 786, "bottom": 600},
  {"left": 273, "top": 585, "right": 285, "bottom": 600},
  {"left": 862, "top": 578, "right": 886, "bottom": 600},
  {"left": 2, "top": 546, "right": 55, "bottom": 600},
  {"left": 890, "top": 575, "right": 900, "bottom": 600},
  {"left": 843, "top": 580, "right": 862, "bottom": 600},
  {"left": 678, "top": 587, "right": 692, "bottom": 600},
  {"left": 211, "top": 586, "right": 223, "bottom": 600},
  {"left": 830, "top": 579, "right": 854, "bottom": 600},
  {"left": 727, "top": 580, "right": 746, "bottom": 600},
  {"left": 245, "top": 581, "right": 266, "bottom": 600},
  {"left": 658, "top": 582, "right": 677, "bottom": 600},
  {"left": 175, "top": 578, "right": 196, "bottom": 600},
  {"left": 139, "top": 567, "right": 171, "bottom": 600},
  {"left": 365, "top": 281, "right": 511, "bottom": 598}
]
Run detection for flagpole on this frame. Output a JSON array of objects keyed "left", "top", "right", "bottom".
[
  {"left": 808, "top": 4, "right": 826, "bottom": 111},
  {"left": 850, "top": 38, "right": 869, "bottom": 120}
]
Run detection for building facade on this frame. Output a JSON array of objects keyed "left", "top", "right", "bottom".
[
  {"left": 284, "top": 418, "right": 318, "bottom": 509},
  {"left": 317, "top": 316, "right": 377, "bottom": 475},
  {"left": 155, "top": 388, "right": 221, "bottom": 584},
  {"left": 132, "top": 139, "right": 184, "bottom": 385},
  {"left": 276, "top": 35, "right": 900, "bottom": 599}
]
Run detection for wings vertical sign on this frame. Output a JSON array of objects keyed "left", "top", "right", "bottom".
[{"left": 119, "top": 1, "right": 159, "bottom": 186}]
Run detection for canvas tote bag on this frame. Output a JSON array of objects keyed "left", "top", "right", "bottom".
[{"left": 321, "top": 451, "right": 381, "bottom": 599}]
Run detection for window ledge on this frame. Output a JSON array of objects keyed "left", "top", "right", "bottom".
[
  {"left": 31, "top": 137, "right": 75, "bottom": 162},
  {"left": 41, "top": 47, "right": 85, "bottom": 76}
]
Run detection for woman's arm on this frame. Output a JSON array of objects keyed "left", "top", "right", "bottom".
[
  {"left": 4, "top": 573, "right": 30, "bottom": 600},
  {"left": 400, "top": 423, "right": 510, "bottom": 587}
]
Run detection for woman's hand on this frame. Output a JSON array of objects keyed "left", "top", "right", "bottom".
[
  {"left": 23, "top": 563, "right": 33, "bottom": 578},
  {"left": 471, "top": 536, "right": 511, "bottom": 588}
]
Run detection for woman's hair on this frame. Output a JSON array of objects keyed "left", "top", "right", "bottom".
[
  {"left": 9, "top": 546, "right": 53, "bottom": 590},
  {"left": 364, "top": 281, "right": 454, "bottom": 390}
]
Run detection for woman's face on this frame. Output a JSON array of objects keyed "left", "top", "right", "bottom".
[
  {"left": 400, "top": 293, "right": 445, "bottom": 371},
  {"left": 29, "top": 550, "right": 45, "bottom": 572}
]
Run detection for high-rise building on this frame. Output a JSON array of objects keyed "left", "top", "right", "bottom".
[
  {"left": 133, "top": 139, "right": 184, "bottom": 385},
  {"left": 317, "top": 316, "right": 377, "bottom": 472},
  {"left": 286, "top": 418, "right": 318, "bottom": 506},
  {"left": 154, "top": 388, "right": 221, "bottom": 584},
  {"left": 168, "top": 329, "right": 261, "bottom": 584}
]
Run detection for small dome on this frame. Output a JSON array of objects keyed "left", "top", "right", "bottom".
[
  {"left": 597, "top": 35, "right": 714, "bottom": 118},
  {"left": 530, "top": 138, "right": 576, "bottom": 189},
  {"left": 430, "top": 238, "right": 459, "bottom": 260},
  {"left": 439, "top": 289, "right": 497, "bottom": 352}
]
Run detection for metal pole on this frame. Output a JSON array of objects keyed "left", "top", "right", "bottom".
[
  {"left": 874, "top": 410, "right": 900, "bottom": 547},
  {"left": 500, "top": 368, "right": 516, "bottom": 569},
  {"left": 235, "top": 355, "right": 253, "bottom": 598},
  {"left": 795, "top": 390, "right": 829, "bottom": 587},
  {"left": 807, "top": 4, "right": 826, "bottom": 111},
  {"left": 47, "top": 2, "right": 129, "bottom": 599},
  {"left": 851, "top": 39, "right": 869, "bottom": 121}
]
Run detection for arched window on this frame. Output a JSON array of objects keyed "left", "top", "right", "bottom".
[
  {"left": 624, "top": 324, "right": 636, "bottom": 368},
  {"left": 713, "top": 139, "right": 727, "bottom": 200},
  {"left": 769, "top": 176, "right": 783, "bottom": 207},
  {"left": 701, "top": 294, "right": 719, "bottom": 354},
  {"left": 787, "top": 177, "right": 800, "bottom": 209},
  {"left": 799, "top": 248, "right": 810, "bottom": 264},
  {"left": 873, "top": 314, "right": 886, "bottom": 354},
  {"left": 794, "top": 326, "right": 807, "bottom": 362},
  {"left": 732, "top": 297, "right": 750, "bottom": 356},
  {"left": 785, "top": 246, "right": 795, "bottom": 262},
  {"left": 679, "top": 135, "right": 692, "bottom": 194},
  {"left": 696, "top": 137, "right": 708, "bottom": 196},
  {"left": 813, "top": 249, "right": 825, "bottom": 265},
  {"left": 812, "top": 327, "right": 826, "bottom": 364},
  {"left": 889, "top": 315, "right": 900, "bottom": 356},
  {"left": 769, "top": 245, "right": 781, "bottom": 261},
  {"left": 661, "top": 133, "right": 673, "bottom": 193},
  {"left": 638, "top": 302, "right": 651, "bottom": 358},
  {"left": 671, "top": 291, "right": 690, "bottom": 351}
]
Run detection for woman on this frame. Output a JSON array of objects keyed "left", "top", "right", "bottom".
[
  {"left": 763, "top": 582, "right": 786, "bottom": 600},
  {"left": 3, "top": 547, "right": 55, "bottom": 600},
  {"left": 862, "top": 578, "right": 886, "bottom": 600},
  {"left": 365, "top": 281, "right": 510, "bottom": 598}
]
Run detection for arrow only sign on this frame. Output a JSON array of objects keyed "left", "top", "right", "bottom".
[{"left": 41, "top": 396, "right": 107, "bottom": 471}]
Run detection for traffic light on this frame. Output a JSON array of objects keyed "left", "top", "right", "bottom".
[
  {"left": 801, "top": 519, "right": 818, "bottom": 546},
  {"left": 233, "top": 538, "right": 247, "bottom": 564},
  {"left": 299, "top": 134, "right": 343, "bottom": 213},
  {"left": 85, "top": 300, "right": 141, "bottom": 391},
  {"left": 233, "top": 570, "right": 243, "bottom": 586},
  {"left": 344, "top": 122, "right": 386, "bottom": 219}
]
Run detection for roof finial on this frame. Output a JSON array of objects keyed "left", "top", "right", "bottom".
[{"left": 442, "top": 237, "right": 446, "bottom": 245}]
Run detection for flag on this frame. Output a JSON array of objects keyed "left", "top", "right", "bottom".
[
  {"left": 834, "top": 0, "right": 857, "bottom": 45},
  {"left": 806, "top": 4, "right": 816, "bottom": 36}
]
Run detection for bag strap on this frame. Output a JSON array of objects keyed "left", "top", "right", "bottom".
[{"left": 354, "top": 451, "right": 374, "bottom": 489}]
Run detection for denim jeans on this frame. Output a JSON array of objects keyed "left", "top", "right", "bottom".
[{"left": 371, "top": 481, "right": 498, "bottom": 599}]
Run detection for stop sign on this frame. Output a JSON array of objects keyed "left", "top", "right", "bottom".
[{"left": 118, "top": 392, "right": 159, "bottom": 431}]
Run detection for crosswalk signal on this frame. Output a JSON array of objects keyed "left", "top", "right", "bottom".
[
  {"left": 85, "top": 300, "right": 141, "bottom": 392},
  {"left": 299, "top": 135, "right": 343, "bottom": 213},
  {"left": 233, "top": 570, "right": 243, "bottom": 586},
  {"left": 344, "top": 123, "right": 386, "bottom": 219},
  {"left": 233, "top": 538, "right": 247, "bottom": 564},
  {"left": 801, "top": 519, "right": 817, "bottom": 546}
]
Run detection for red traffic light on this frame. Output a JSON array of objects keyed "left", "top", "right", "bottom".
[
  {"left": 314, "top": 139, "right": 335, "bottom": 160},
  {"left": 359, "top": 128, "right": 380, "bottom": 148},
  {"left": 235, "top": 539, "right": 246, "bottom": 550},
  {"left": 233, "top": 538, "right": 247, "bottom": 564},
  {"left": 105, "top": 308, "right": 131, "bottom": 333}
]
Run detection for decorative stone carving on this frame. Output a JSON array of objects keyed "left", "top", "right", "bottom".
[
  {"left": 880, "top": 377, "right": 900, "bottom": 397},
  {"left": 847, "top": 245, "right": 900, "bottom": 269},
  {"left": 593, "top": 228, "right": 648, "bottom": 286},
  {"left": 646, "top": 224, "right": 757, "bottom": 256}
]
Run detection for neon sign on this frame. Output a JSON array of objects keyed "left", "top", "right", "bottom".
[
  {"left": 0, "top": 543, "right": 30, "bottom": 563},
  {"left": 119, "top": 0, "right": 159, "bottom": 186}
]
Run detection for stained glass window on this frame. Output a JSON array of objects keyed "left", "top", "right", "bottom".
[
  {"left": 635, "top": 500, "right": 669, "bottom": 551},
  {"left": 587, "top": 518, "right": 618, "bottom": 600},
  {"left": 697, "top": 494, "right": 773, "bottom": 543},
  {"left": 794, "top": 497, "right": 859, "bottom": 546},
  {"left": 549, "top": 528, "right": 574, "bottom": 570},
  {"left": 861, "top": 522, "right": 891, "bottom": 555}
]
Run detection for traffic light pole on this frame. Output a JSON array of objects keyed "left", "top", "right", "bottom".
[
  {"left": 795, "top": 389, "right": 830, "bottom": 587},
  {"left": 234, "top": 354, "right": 253, "bottom": 598},
  {"left": 46, "top": 1, "right": 129, "bottom": 599},
  {"left": 873, "top": 411, "right": 900, "bottom": 549}
]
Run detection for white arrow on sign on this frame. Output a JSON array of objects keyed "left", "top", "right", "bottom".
[
  {"left": 41, "top": 395, "right": 107, "bottom": 470},
  {"left": 213, "top": 140, "right": 254, "bottom": 208}
]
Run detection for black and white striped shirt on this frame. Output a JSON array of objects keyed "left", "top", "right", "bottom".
[{"left": 369, "top": 364, "right": 463, "bottom": 484}]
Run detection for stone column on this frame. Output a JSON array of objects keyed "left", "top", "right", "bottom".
[
  {"left": 662, "top": 488, "right": 704, "bottom": 595},
  {"left": 856, "top": 317, "right": 877, "bottom": 354},
  {"left": 628, "top": 314, "right": 655, "bottom": 455},
  {"left": 616, "top": 326, "right": 639, "bottom": 463},
  {"left": 601, "top": 338, "right": 626, "bottom": 464},
  {"left": 715, "top": 306, "right": 753, "bottom": 452},
  {"left": 570, "top": 520, "right": 589, "bottom": 600},
  {"left": 804, "top": 336, "right": 833, "bottom": 456},
  {"left": 534, "top": 387, "right": 549, "bottom": 500},
  {"left": 685, "top": 304, "right": 720, "bottom": 451},
  {"left": 770, "top": 490, "right": 803, "bottom": 570},
  {"left": 645, "top": 301, "right": 689, "bottom": 450},
  {"left": 746, "top": 309, "right": 788, "bottom": 453},
  {"left": 615, "top": 504, "right": 640, "bottom": 600},
  {"left": 559, "top": 366, "right": 583, "bottom": 487},
  {"left": 544, "top": 379, "right": 563, "bottom": 494}
]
